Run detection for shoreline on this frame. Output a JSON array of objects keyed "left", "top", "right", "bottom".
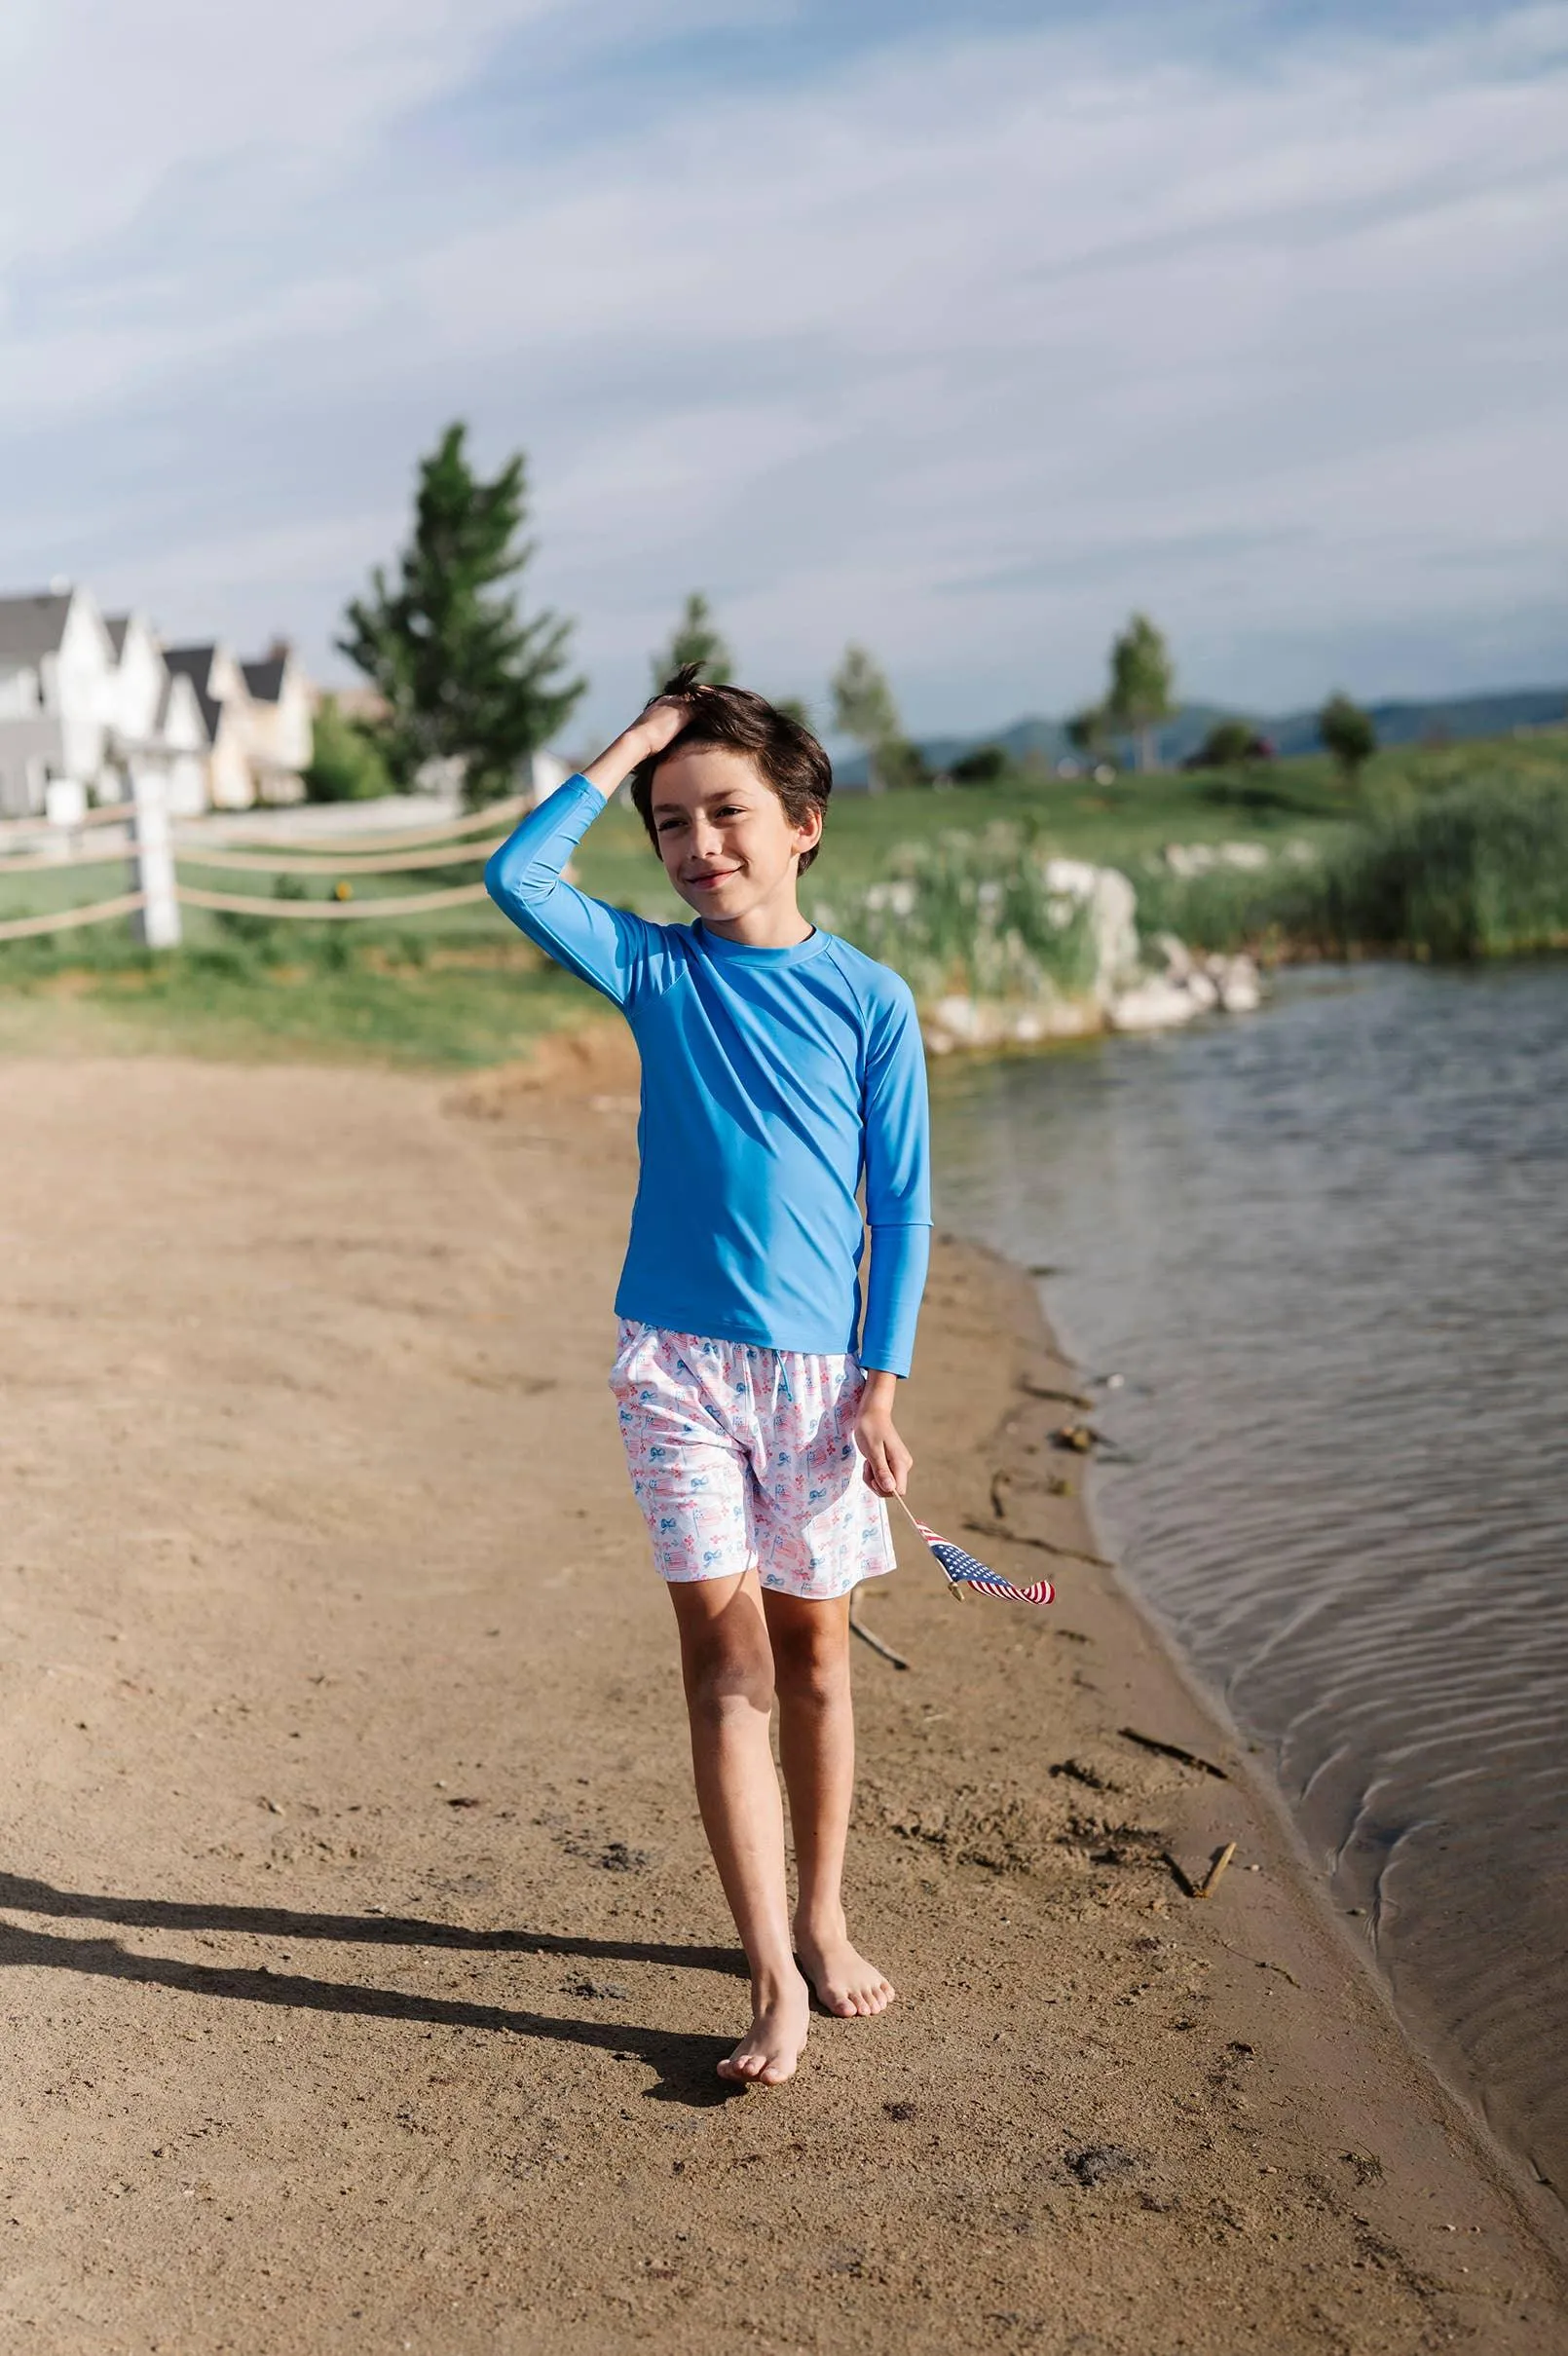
[
  {"left": 1014, "top": 1259, "right": 1568, "bottom": 2260},
  {"left": 1, "top": 1051, "right": 1564, "bottom": 2352}
]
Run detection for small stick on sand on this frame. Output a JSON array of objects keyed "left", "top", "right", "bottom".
[
  {"left": 848, "top": 1597, "right": 911, "bottom": 1671},
  {"left": 1197, "top": 1842, "right": 1238, "bottom": 1900},
  {"left": 1119, "top": 1727, "right": 1230, "bottom": 1780},
  {"left": 963, "top": 1517, "right": 1114, "bottom": 1571},
  {"left": 1018, "top": 1377, "right": 1094, "bottom": 1409}
]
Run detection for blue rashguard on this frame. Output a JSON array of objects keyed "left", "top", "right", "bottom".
[{"left": 485, "top": 776, "right": 931, "bottom": 1376}]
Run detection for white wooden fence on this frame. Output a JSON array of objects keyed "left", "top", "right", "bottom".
[{"left": 0, "top": 777, "right": 529, "bottom": 948}]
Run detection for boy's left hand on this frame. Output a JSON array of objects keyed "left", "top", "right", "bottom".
[{"left": 854, "top": 1376, "right": 913, "bottom": 1498}]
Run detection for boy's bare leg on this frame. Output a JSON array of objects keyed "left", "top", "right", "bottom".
[
  {"left": 765, "top": 1589, "right": 896, "bottom": 2020},
  {"left": 669, "top": 1572, "right": 811, "bottom": 2084}
]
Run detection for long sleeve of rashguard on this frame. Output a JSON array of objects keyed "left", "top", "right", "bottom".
[
  {"left": 484, "top": 775, "right": 653, "bottom": 1008},
  {"left": 859, "top": 985, "right": 932, "bottom": 1377}
]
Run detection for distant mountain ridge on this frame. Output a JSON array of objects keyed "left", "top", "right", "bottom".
[{"left": 838, "top": 684, "right": 1567, "bottom": 784}]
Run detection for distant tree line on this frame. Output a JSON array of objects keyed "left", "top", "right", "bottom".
[{"left": 309, "top": 422, "right": 1384, "bottom": 807}]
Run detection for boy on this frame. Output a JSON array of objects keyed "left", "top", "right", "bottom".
[{"left": 485, "top": 669, "right": 929, "bottom": 2086}]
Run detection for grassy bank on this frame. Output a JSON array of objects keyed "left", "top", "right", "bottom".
[
  {"left": 0, "top": 922, "right": 599, "bottom": 1068},
  {"left": 1135, "top": 739, "right": 1568, "bottom": 959},
  {"left": 3, "top": 732, "right": 1563, "bottom": 1066},
  {"left": 570, "top": 743, "right": 1363, "bottom": 919}
]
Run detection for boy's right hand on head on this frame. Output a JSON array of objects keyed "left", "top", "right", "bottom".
[{"left": 636, "top": 690, "right": 701, "bottom": 759}]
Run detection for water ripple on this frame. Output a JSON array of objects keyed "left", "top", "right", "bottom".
[{"left": 933, "top": 960, "right": 1568, "bottom": 2195}]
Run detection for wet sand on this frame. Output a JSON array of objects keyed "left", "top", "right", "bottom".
[{"left": 1, "top": 1050, "right": 1564, "bottom": 2354}]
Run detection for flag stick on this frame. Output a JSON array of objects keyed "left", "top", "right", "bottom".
[{"left": 889, "top": 1489, "right": 966, "bottom": 1599}]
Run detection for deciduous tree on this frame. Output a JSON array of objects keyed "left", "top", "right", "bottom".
[
  {"left": 303, "top": 695, "right": 395, "bottom": 803},
  {"left": 1103, "top": 614, "right": 1178, "bottom": 773},
  {"left": 1065, "top": 707, "right": 1108, "bottom": 763},
  {"left": 830, "top": 644, "right": 904, "bottom": 793},
  {"left": 1319, "top": 691, "right": 1378, "bottom": 782}
]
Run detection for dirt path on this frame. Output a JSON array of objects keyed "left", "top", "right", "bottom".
[{"left": 1, "top": 1055, "right": 1563, "bottom": 2354}]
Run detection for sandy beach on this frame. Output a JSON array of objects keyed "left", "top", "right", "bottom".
[{"left": 2, "top": 1046, "right": 1564, "bottom": 2355}]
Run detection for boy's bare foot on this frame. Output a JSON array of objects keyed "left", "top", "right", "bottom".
[
  {"left": 794, "top": 1912, "right": 897, "bottom": 2019},
  {"left": 718, "top": 1970, "right": 812, "bottom": 2086}
]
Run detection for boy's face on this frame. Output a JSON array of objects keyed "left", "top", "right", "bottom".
[{"left": 649, "top": 746, "right": 822, "bottom": 932}]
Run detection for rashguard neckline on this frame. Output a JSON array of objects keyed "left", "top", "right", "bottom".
[{"left": 691, "top": 921, "right": 833, "bottom": 969}]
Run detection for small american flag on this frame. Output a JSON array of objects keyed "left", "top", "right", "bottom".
[{"left": 893, "top": 1497, "right": 1054, "bottom": 1607}]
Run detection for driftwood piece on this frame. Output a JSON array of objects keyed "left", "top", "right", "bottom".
[
  {"left": 1118, "top": 1727, "right": 1230, "bottom": 1780},
  {"left": 1197, "top": 1842, "right": 1238, "bottom": 1900}
]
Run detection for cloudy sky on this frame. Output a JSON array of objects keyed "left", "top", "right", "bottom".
[{"left": 1, "top": 0, "right": 1564, "bottom": 740}]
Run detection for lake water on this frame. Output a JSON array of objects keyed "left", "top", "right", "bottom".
[{"left": 931, "top": 960, "right": 1568, "bottom": 2198}]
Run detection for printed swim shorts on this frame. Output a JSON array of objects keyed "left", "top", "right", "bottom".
[{"left": 610, "top": 1321, "right": 894, "bottom": 1598}]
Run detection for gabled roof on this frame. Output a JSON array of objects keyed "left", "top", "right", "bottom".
[
  {"left": 241, "top": 655, "right": 287, "bottom": 705},
  {"left": 162, "top": 645, "right": 223, "bottom": 741},
  {"left": 0, "top": 590, "right": 75, "bottom": 664},
  {"left": 105, "top": 614, "right": 132, "bottom": 658},
  {"left": 157, "top": 668, "right": 210, "bottom": 745}
]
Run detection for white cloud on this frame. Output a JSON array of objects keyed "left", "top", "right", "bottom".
[{"left": 0, "top": 3, "right": 1564, "bottom": 729}]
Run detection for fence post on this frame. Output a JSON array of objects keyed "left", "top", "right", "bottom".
[{"left": 130, "top": 766, "right": 181, "bottom": 949}]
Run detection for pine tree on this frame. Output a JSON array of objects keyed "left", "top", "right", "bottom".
[
  {"left": 652, "top": 593, "right": 733, "bottom": 687},
  {"left": 340, "top": 423, "right": 585, "bottom": 809}
]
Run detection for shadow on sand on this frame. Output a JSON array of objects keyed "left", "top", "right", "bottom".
[{"left": 0, "top": 1871, "right": 745, "bottom": 2107}]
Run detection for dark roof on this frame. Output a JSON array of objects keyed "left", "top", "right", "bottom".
[
  {"left": 0, "top": 590, "right": 75, "bottom": 666},
  {"left": 162, "top": 645, "right": 223, "bottom": 741},
  {"left": 241, "top": 655, "right": 287, "bottom": 704}
]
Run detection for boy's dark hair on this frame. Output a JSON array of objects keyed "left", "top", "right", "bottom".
[{"left": 629, "top": 663, "right": 833, "bottom": 873}]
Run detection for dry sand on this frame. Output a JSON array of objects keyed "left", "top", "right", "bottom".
[{"left": 1, "top": 1049, "right": 1565, "bottom": 2355}]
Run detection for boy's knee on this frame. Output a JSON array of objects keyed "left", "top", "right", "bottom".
[
  {"left": 684, "top": 1636, "right": 774, "bottom": 1720},
  {"left": 770, "top": 1617, "right": 849, "bottom": 1706}
]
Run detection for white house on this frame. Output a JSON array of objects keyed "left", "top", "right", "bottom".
[
  {"left": 0, "top": 582, "right": 317, "bottom": 818},
  {"left": 162, "top": 639, "right": 314, "bottom": 809},
  {"left": 98, "top": 613, "right": 206, "bottom": 820},
  {"left": 160, "top": 643, "right": 258, "bottom": 810},
  {"left": 0, "top": 587, "right": 116, "bottom": 817},
  {"left": 240, "top": 639, "right": 313, "bottom": 800}
]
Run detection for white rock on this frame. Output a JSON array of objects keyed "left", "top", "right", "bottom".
[
  {"left": 1106, "top": 977, "right": 1203, "bottom": 1032},
  {"left": 929, "top": 993, "right": 987, "bottom": 1045},
  {"left": 1153, "top": 931, "right": 1192, "bottom": 980},
  {"left": 1037, "top": 857, "right": 1139, "bottom": 999},
  {"left": 1041, "top": 857, "right": 1099, "bottom": 902},
  {"left": 1043, "top": 1000, "right": 1101, "bottom": 1038},
  {"left": 1163, "top": 842, "right": 1217, "bottom": 879},
  {"left": 1183, "top": 968, "right": 1220, "bottom": 1011},
  {"left": 1214, "top": 955, "right": 1262, "bottom": 1013}
]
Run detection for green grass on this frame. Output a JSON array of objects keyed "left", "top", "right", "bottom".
[
  {"left": 0, "top": 848, "right": 593, "bottom": 1067},
  {"left": 3, "top": 732, "right": 1563, "bottom": 1067},
  {"left": 571, "top": 752, "right": 1362, "bottom": 918},
  {"left": 0, "top": 925, "right": 603, "bottom": 1069},
  {"left": 1131, "top": 738, "right": 1568, "bottom": 958}
]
